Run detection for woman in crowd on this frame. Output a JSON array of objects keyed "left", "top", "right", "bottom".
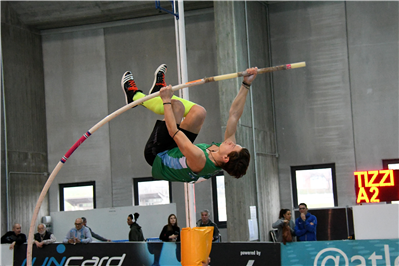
[
  {"left": 272, "top": 209, "right": 295, "bottom": 243},
  {"left": 159, "top": 214, "right": 180, "bottom": 242},
  {"left": 127, "top": 213, "right": 145, "bottom": 241}
]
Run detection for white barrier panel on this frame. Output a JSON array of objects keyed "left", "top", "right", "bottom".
[
  {"left": 1, "top": 244, "right": 14, "bottom": 266},
  {"left": 353, "top": 204, "right": 399, "bottom": 240},
  {"left": 50, "top": 203, "right": 177, "bottom": 242}
]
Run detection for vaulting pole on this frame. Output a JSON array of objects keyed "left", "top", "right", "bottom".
[{"left": 26, "top": 61, "right": 305, "bottom": 266}]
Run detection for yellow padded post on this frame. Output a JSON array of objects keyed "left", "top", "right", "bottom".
[{"left": 181, "top": 227, "right": 214, "bottom": 266}]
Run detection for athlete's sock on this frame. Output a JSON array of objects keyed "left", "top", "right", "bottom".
[{"left": 133, "top": 92, "right": 196, "bottom": 116}]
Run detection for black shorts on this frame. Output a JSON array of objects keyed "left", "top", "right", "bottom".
[{"left": 144, "top": 120, "right": 198, "bottom": 166}]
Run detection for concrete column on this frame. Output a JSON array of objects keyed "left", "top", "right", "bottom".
[
  {"left": 214, "top": 1, "right": 281, "bottom": 241},
  {"left": 1, "top": 2, "right": 49, "bottom": 233}
]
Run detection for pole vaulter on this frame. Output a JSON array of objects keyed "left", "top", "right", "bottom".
[{"left": 25, "top": 61, "right": 306, "bottom": 266}]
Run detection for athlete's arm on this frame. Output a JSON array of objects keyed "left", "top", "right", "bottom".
[
  {"left": 160, "top": 86, "right": 206, "bottom": 172},
  {"left": 224, "top": 67, "right": 258, "bottom": 143}
]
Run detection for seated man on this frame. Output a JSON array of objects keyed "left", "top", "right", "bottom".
[
  {"left": 63, "top": 218, "right": 92, "bottom": 244},
  {"left": 82, "top": 217, "right": 110, "bottom": 242},
  {"left": 1, "top": 223, "right": 27, "bottom": 250},
  {"left": 34, "top": 224, "right": 56, "bottom": 248},
  {"left": 196, "top": 210, "right": 220, "bottom": 242},
  {"left": 121, "top": 64, "right": 257, "bottom": 183}
]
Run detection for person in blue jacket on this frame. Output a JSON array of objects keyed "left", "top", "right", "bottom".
[{"left": 294, "top": 203, "right": 317, "bottom": 241}]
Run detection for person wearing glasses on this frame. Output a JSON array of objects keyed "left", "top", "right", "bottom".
[
  {"left": 63, "top": 218, "right": 92, "bottom": 244},
  {"left": 294, "top": 203, "right": 317, "bottom": 241}
]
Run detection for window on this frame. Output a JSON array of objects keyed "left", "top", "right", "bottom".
[
  {"left": 382, "top": 159, "right": 399, "bottom": 170},
  {"left": 382, "top": 159, "right": 399, "bottom": 204},
  {"left": 59, "top": 181, "right": 95, "bottom": 211},
  {"left": 133, "top": 177, "right": 172, "bottom": 206},
  {"left": 212, "top": 171, "right": 227, "bottom": 228},
  {"left": 291, "top": 163, "right": 338, "bottom": 209}
]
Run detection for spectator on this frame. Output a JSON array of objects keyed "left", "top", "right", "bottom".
[
  {"left": 196, "top": 210, "right": 220, "bottom": 242},
  {"left": 127, "top": 213, "right": 144, "bottom": 241},
  {"left": 1, "top": 223, "right": 27, "bottom": 250},
  {"left": 63, "top": 218, "right": 92, "bottom": 244},
  {"left": 81, "top": 217, "right": 110, "bottom": 242},
  {"left": 159, "top": 214, "right": 180, "bottom": 242},
  {"left": 294, "top": 203, "right": 317, "bottom": 241},
  {"left": 272, "top": 209, "right": 295, "bottom": 243},
  {"left": 34, "top": 224, "right": 56, "bottom": 248}
]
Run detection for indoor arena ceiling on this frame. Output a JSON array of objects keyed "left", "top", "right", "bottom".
[{"left": 6, "top": 1, "right": 215, "bottom": 31}]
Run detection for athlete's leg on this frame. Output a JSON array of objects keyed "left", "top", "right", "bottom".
[
  {"left": 121, "top": 71, "right": 141, "bottom": 105},
  {"left": 145, "top": 64, "right": 206, "bottom": 133},
  {"left": 179, "top": 104, "right": 207, "bottom": 134},
  {"left": 137, "top": 64, "right": 195, "bottom": 116},
  {"left": 143, "top": 100, "right": 185, "bottom": 166},
  {"left": 121, "top": 67, "right": 205, "bottom": 135},
  {"left": 132, "top": 92, "right": 195, "bottom": 117},
  {"left": 171, "top": 99, "right": 185, "bottom": 125}
]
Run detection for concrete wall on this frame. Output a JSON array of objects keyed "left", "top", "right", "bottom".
[
  {"left": 43, "top": 28, "right": 112, "bottom": 213},
  {"left": 214, "top": 1, "right": 281, "bottom": 241},
  {"left": 1, "top": 1, "right": 49, "bottom": 234},
  {"left": 269, "top": 2, "right": 398, "bottom": 209},
  {"left": 1, "top": 67, "right": 4, "bottom": 235},
  {"left": 346, "top": 2, "right": 398, "bottom": 168}
]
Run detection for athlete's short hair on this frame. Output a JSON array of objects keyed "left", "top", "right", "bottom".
[{"left": 221, "top": 148, "right": 250, "bottom": 178}]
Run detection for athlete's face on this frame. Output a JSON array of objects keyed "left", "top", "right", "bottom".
[{"left": 219, "top": 140, "right": 242, "bottom": 159}]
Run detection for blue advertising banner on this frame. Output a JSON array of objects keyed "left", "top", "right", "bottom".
[
  {"left": 281, "top": 239, "right": 399, "bottom": 266},
  {"left": 14, "top": 242, "right": 181, "bottom": 266},
  {"left": 13, "top": 241, "right": 280, "bottom": 266}
]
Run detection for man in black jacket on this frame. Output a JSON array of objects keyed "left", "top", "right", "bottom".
[
  {"left": 34, "top": 224, "right": 56, "bottom": 248},
  {"left": 196, "top": 210, "right": 220, "bottom": 242},
  {"left": 1, "top": 223, "right": 27, "bottom": 249}
]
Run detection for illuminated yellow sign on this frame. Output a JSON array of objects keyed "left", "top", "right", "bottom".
[{"left": 355, "top": 170, "right": 398, "bottom": 203}]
